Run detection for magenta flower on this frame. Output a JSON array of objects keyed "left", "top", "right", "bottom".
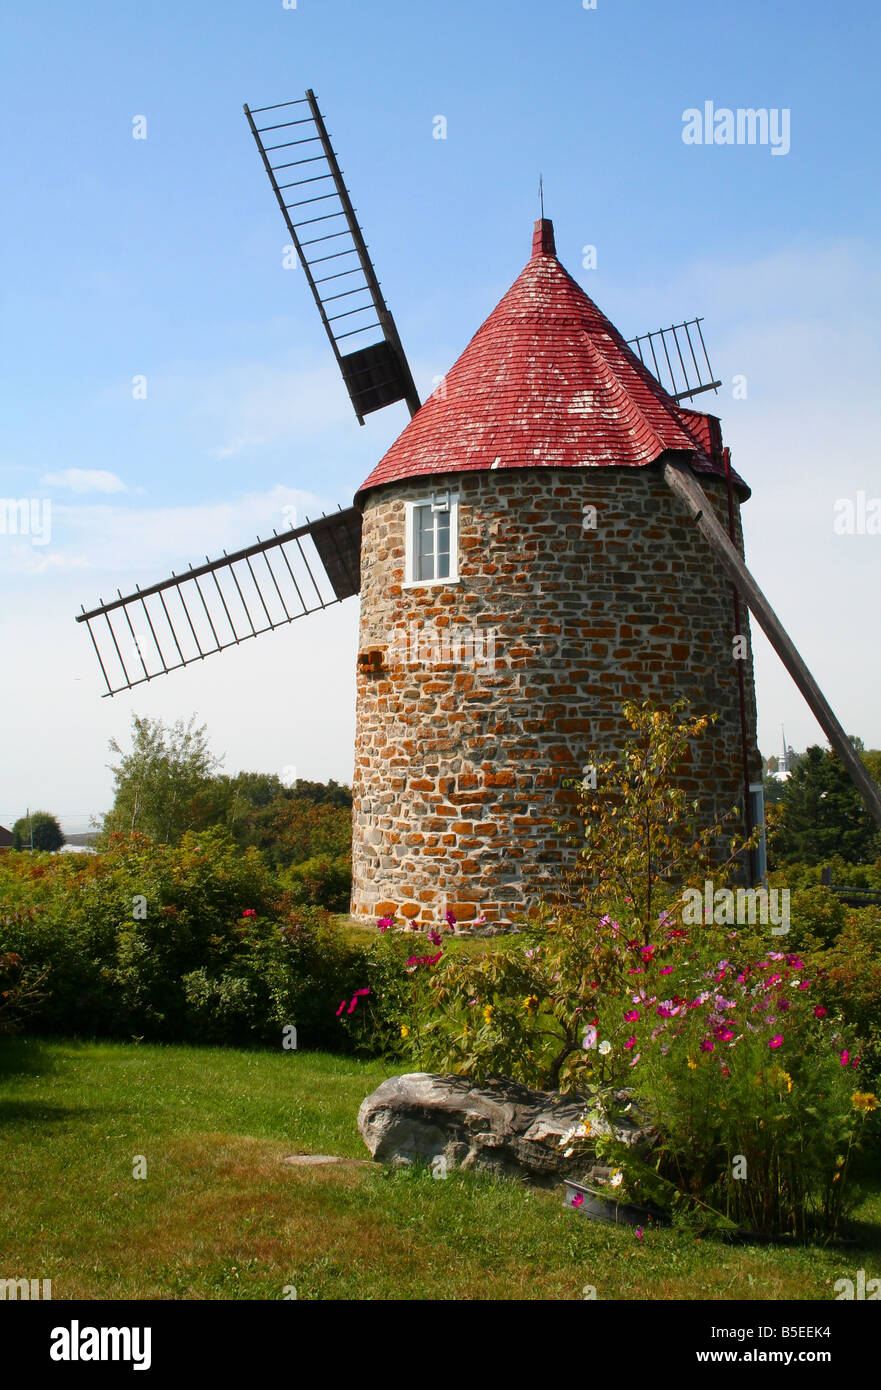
[
  {"left": 660, "top": 965, "right": 674, "bottom": 976},
  {"left": 624, "top": 1036, "right": 637, "bottom": 1050},
  {"left": 814, "top": 1005, "right": 827, "bottom": 1018},
  {"left": 628, "top": 1053, "right": 641, "bottom": 1067},
  {"left": 840, "top": 1049, "right": 850, "bottom": 1067},
  {"left": 715, "top": 1025, "right": 735, "bottom": 1042},
  {"left": 335, "top": 999, "right": 346, "bottom": 1017},
  {"left": 427, "top": 930, "right": 442, "bottom": 947},
  {"left": 445, "top": 909, "right": 456, "bottom": 927},
  {"left": 624, "top": 1009, "right": 641, "bottom": 1022},
  {"left": 635, "top": 1226, "right": 644, "bottom": 1242},
  {"left": 798, "top": 980, "right": 811, "bottom": 990},
  {"left": 769, "top": 1034, "right": 783, "bottom": 1049},
  {"left": 700, "top": 1038, "right": 714, "bottom": 1053},
  {"left": 572, "top": 1192, "right": 584, "bottom": 1208},
  {"left": 640, "top": 945, "right": 655, "bottom": 962},
  {"left": 242, "top": 908, "right": 257, "bottom": 918}
]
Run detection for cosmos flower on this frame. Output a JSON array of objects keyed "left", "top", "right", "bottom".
[
  {"left": 598, "top": 1040, "right": 611, "bottom": 1055},
  {"left": 624, "top": 1036, "right": 637, "bottom": 1050},
  {"left": 814, "top": 1005, "right": 827, "bottom": 1018},
  {"left": 624, "top": 1009, "right": 641, "bottom": 1022},
  {"left": 582, "top": 1025, "right": 598, "bottom": 1050},
  {"left": 571, "top": 1192, "right": 584, "bottom": 1208},
  {"left": 377, "top": 915, "right": 393, "bottom": 932},
  {"left": 769, "top": 1035, "right": 783, "bottom": 1049}
]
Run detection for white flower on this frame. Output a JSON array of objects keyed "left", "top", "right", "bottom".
[
  {"left": 563, "top": 1148, "right": 574, "bottom": 1158},
  {"left": 598, "top": 1040, "right": 611, "bottom": 1055},
  {"left": 610, "top": 1171, "right": 624, "bottom": 1188}
]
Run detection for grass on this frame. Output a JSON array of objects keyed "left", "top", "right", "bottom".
[{"left": 1, "top": 1036, "right": 879, "bottom": 1301}]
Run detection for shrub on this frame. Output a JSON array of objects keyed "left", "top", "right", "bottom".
[
  {"left": 280, "top": 854, "right": 352, "bottom": 912},
  {"left": 0, "top": 830, "right": 369, "bottom": 1049}
]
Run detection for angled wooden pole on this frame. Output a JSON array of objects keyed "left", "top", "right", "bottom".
[{"left": 663, "top": 457, "right": 881, "bottom": 829}]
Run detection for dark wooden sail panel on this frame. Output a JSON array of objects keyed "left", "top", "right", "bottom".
[
  {"left": 76, "top": 508, "right": 362, "bottom": 698},
  {"left": 243, "top": 92, "right": 420, "bottom": 425}
]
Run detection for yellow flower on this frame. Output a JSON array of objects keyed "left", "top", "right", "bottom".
[
  {"left": 400, "top": 1025, "right": 409, "bottom": 1039},
  {"left": 523, "top": 994, "right": 539, "bottom": 1014},
  {"left": 781, "top": 1072, "right": 793, "bottom": 1093},
  {"left": 687, "top": 1057, "right": 698, "bottom": 1070},
  {"left": 852, "top": 1092, "right": 879, "bottom": 1114},
  {"left": 483, "top": 1005, "right": 494, "bottom": 1023}
]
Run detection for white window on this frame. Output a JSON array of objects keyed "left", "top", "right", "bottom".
[{"left": 404, "top": 490, "right": 459, "bottom": 587}]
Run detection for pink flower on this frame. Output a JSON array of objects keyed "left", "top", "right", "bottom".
[
  {"left": 628, "top": 1053, "right": 641, "bottom": 1067},
  {"left": 700, "top": 1038, "right": 714, "bottom": 1053},
  {"left": 242, "top": 908, "right": 257, "bottom": 918},
  {"left": 572, "top": 1192, "right": 584, "bottom": 1208},
  {"left": 582, "top": 1025, "right": 598, "bottom": 1050},
  {"left": 769, "top": 1034, "right": 783, "bottom": 1049},
  {"left": 335, "top": 999, "right": 346, "bottom": 1017},
  {"left": 635, "top": 1226, "right": 644, "bottom": 1242},
  {"left": 445, "top": 909, "right": 456, "bottom": 927},
  {"left": 428, "top": 930, "right": 442, "bottom": 947},
  {"left": 624, "top": 1036, "right": 637, "bottom": 1050},
  {"left": 715, "top": 1025, "right": 735, "bottom": 1042},
  {"left": 798, "top": 980, "right": 812, "bottom": 991},
  {"left": 840, "top": 1049, "right": 850, "bottom": 1067},
  {"left": 624, "top": 1010, "right": 641, "bottom": 1022},
  {"left": 628, "top": 967, "right": 644, "bottom": 975},
  {"left": 660, "top": 965, "right": 674, "bottom": 976},
  {"left": 342, "top": 987, "right": 371, "bottom": 1016},
  {"left": 814, "top": 1005, "right": 827, "bottom": 1018},
  {"left": 640, "top": 945, "right": 655, "bottom": 962}
]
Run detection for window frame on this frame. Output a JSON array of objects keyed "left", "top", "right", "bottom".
[{"left": 403, "top": 490, "right": 460, "bottom": 588}]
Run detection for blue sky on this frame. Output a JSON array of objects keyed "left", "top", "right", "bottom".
[{"left": 1, "top": 0, "right": 879, "bottom": 833}]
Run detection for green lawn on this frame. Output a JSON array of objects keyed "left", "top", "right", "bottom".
[{"left": 1, "top": 1036, "right": 879, "bottom": 1301}]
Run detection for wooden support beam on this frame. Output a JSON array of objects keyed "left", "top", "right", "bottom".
[{"left": 663, "top": 457, "right": 881, "bottom": 830}]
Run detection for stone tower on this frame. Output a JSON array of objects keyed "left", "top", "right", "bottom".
[{"left": 350, "top": 220, "right": 760, "bottom": 924}]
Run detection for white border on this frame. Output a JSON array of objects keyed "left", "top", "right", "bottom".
[{"left": 403, "top": 492, "right": 460, "bottom": 587}]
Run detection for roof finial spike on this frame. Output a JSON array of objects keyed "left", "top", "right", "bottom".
[{"left": 539, "top": 173, "right": 544, "bottom": 220}]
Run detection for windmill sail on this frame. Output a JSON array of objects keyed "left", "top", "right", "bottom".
[
  {"left": 244, "top": 91, "right": 420, "bottom": 425},
  {"left": 76, "top": 508, "right": 361, "bottom": 698},
  {"left": 626, "top": 317, "right": 721, "bottom": 404}
]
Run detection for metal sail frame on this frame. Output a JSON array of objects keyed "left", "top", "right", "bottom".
[
  {"left": 626, "top": 317, "right": 722, "bottom": 404},
  {"left": 76, "top": 508, "right": 362, "bottom": 698},
  {"left": 244, "top": 91, "right": 421, "bottom": 425}
]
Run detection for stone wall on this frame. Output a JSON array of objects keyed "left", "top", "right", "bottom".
[{"left": 351, "top": 463, "right": 760, "bottom": 924}]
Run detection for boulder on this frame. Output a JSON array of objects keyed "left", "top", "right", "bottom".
[{"left": 357, "top": 1073, "right": 652, "bottom": 1185}]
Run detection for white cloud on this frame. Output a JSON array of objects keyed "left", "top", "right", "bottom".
[{"left": 42, "top": 468, "right": 127, "bottom": 494}]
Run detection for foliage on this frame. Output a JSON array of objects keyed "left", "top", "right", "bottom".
[
  {"left": 280, "top": 853, "right": 352, "bottom": 912},
  {"left": 240, "top": 798, "right": 351, "bottom": 871},
  {"left": 582, "top": 925, "right": 877, "bottom": 1238},
  {"left": 0, "top": 949, "right": 48, "bottom": 1034},
  {"left": 0, "top": 831, "right": 368, "bottom": 1049},
  {"left": 101, "top": 714, "right": 224, "bottom": 844},
  {"left": 11, "top": 811, "right": 64, "bottom": 852},
  {"left": 769, "top": 745, "right": 881, "bottom": 866}
]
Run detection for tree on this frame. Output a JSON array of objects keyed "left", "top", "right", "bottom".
[
  {"left": 770, "top": 744, "right": 881, "bottom": 865},
  {"left": 101, "top": 715, "right": 224, "bottom": 845},
  {"left": 11, "top": 811, "right": 64, "bottom": 852}
]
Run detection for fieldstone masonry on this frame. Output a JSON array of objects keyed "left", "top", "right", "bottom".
[{"left": 351, "top": 462, "right": 760, "bottom": 924}]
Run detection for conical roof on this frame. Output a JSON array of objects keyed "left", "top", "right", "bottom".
[{"left": 356, "top": 220, "right": 748, "bottom": 500}]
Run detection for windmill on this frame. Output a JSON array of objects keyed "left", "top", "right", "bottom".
[{"left": 77, "top": 91, "right": 881, "bottom": 924}]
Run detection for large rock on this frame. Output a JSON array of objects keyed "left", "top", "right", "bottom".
[{"left": 357, "top": 1073, "right": 652, "bottom": 1185}]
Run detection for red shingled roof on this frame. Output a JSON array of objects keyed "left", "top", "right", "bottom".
[{"left": 356, "top": 219, "right": 748, "bottom": 500}]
